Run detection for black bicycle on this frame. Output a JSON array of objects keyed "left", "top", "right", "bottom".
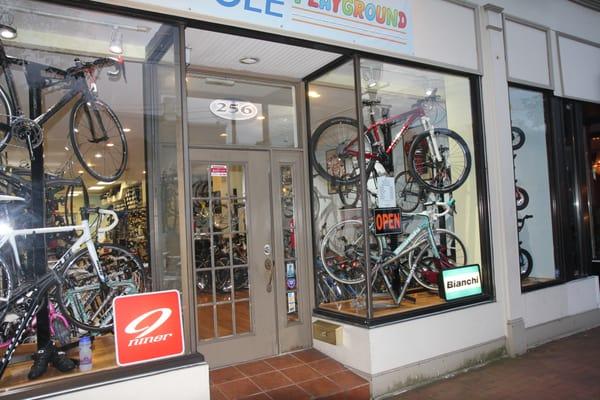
[
  {"left": 517, "top": 214, "right": 533, "bottom": 279},
  {"left": 0, "top": 33, "right": 127, "bottom": 182}
]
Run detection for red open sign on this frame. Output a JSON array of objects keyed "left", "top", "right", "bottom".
[{"left": 374, "top": 208, "right": 402, "bottom": 235}]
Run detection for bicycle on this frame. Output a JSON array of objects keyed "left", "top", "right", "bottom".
[
  {"left": 517, "top": 214, "right": 533, "bottom": 279},
  {"left": 0, "top": 34, "right": 127, "bottom": 182},
  {"left": 0, "top": 197, "right": 144, "bottom": 379},
  {"left": 512, "top": 126, "right": 525, "bottom": 150},
  {"left": 320, "top": 201, "right": 467, "bottom": 305},
  {"left": 310, "top": 90, "right": 472, "bottom": 193}
]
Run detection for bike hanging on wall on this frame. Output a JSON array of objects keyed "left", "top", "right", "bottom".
[
  {"left": 0, "top": 33, "right": 128, "bottom": 182},
  {"left": 310, "top": 89, "right": 472, "bottom": 194},
  {"left": 517, "top": 214, "right": 533, "bottom": 279}
]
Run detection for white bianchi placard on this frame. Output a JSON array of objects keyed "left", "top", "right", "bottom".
[
  {"left": 441, "top": 265, "right": 482, "bottom": 301},
  {"left": 377, "top": 176, "right": 396, "bottom": 208},
  {"left": 123, "top": 0, "right": 413, "bottom": 57}
]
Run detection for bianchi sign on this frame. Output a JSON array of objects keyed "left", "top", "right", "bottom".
[{"left": 441, "top": 265, "right": 482, "bottom": 301}]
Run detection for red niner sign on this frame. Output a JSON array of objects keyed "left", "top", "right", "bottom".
[{"left": 113, "top": 290, "right": 184, "bottom": 366}]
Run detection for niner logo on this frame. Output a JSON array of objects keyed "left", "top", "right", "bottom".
[
  {"left": 124, "top": 308, "right": 174, "bottom": 347},
  {"left": 113, "top": 290, "right": 184, "bottom": 366}
]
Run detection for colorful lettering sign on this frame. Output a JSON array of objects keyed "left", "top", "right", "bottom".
[
  {"left": 440, "top": 265, "right": 483, "bottom": 301},
  {"left": 126, "top": 0, "right": 413, "bottom": 56}
]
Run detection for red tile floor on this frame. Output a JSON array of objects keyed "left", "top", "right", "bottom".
[{"left": 210, "top": 349, "right": 370, "bottom": 399}]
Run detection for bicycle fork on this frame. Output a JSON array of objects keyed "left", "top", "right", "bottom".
[{"left": 420, "top": 116, "right": 443, "bottom": 163}]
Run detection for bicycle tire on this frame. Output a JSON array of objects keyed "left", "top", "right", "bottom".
[
  {"left": 0, "top": 257, "right": 13, "bottom": 324},
  {"left": 512, "top": 126, "right": 525, "bottom": 150},
  {"left": 408, "top": 129, "right": 472, "bottom": 193},
  {"left": 69, "top": 99, "right": 127, "bottom": 182},
  {"left": 310, "top": 117, "right": 375, "bottom": 185},
  {"left": 320, "top": 219, "right": 382, "bottom": 285},
  {"left": 57, "top": 244, "right": 145, "bottom": 333},
  {"left": 408, "top": 229, "right": 467, "bottom": 291},
  {"left": 0, "top": 86, "right": 13, "bottom": 153},
  {"left": 516, "top": 186, "right": 529, "bottom": 210},
  {"left": 394, "top": 170, "right": 423, "bottom": 212},
  {"left": 519, "top": 248, "right": 533, "bottom": 279}
]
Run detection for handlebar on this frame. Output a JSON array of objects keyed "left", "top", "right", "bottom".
[
  {"left": 66, "top": 56, "right": 125, "bottom": 81},
  {"left": 98, "top": 209, "right": 119, "bottom": 233}
]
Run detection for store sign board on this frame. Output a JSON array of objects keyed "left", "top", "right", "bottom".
[
  {"left": 113, "top": 290, "right": 185, "bottom": 366},
  {"left": 128, "top": 0, "right": 413, "bottom": 56},
  {"left": 210, "top": 99, "right": 258, "bottom": 120},
  {"left": 440, "top": 265, "right": 482, "bottom": 301},
  {"left": 373, "top": 207, "right": 402, "bottom": 235},
  {"left": 210, "top": 164, "right": 228, "bottom": 177}
]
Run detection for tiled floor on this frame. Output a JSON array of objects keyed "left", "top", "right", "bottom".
[{"left": 210, "top": 349, "right": 370, "bottom": 399}]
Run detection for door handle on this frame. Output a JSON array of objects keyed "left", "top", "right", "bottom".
[{"left": 265, "top": 258, "right": 274, "bottom": 293}]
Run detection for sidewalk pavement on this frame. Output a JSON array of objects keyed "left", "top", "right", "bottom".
[{"left": 390, "top": 325, "right": 600, "bottom": 400}]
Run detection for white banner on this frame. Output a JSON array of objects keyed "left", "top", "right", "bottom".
[{"left": 126, "top": 0, "right": 413, "bottom": 56}]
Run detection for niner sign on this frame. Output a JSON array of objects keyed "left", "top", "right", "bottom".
[
  {"left": 126, "top": 0, "right": 413, "bottom": 56},
  {"left": 440, "top": 265, "right": 482, "bottom": 301},
  {"left": 113, "top": 290, "right": 185, "bottom": 366}
]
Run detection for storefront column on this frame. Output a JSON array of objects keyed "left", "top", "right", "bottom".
[{"left": 480, "top": 4, "right": 526, "bottom": 356}]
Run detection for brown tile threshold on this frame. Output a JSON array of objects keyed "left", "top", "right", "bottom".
[{"left": 1, "top": 353, "right": 206, "bottom": 400}]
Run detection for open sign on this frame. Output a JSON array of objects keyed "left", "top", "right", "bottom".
[{"left": 374, "top": 208, "right": 402, "bottom": 235}]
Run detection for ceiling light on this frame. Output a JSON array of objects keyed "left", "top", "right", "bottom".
[
  {"left": 0, "top": 24, "right": 17, "bottom": 40},
  {"left": 109, "top": 27, "right": 123, "bottom": 54},
  {"left": 89, "top": 186, "right": 105, "bottom": 191},
  {"left": 256, "top": 116, "right": 265, "bottom": 120},
  {"left": 239, "top": 57, "right": 259, "bottom": 65},
  {"left": 106, "top": 143, "right": 114, "bottom": 147},
  {"left": 219, "top": 132, "right": 228, "bottom": 137},
  {"left": 123, "top": 128, "right": 131, "bottom": 133},
  {"left": 64, "top": 146, "right": 69, "bottom": 151},
  {"left": 367, "top": 82, "right": 378, "bottom": 88},
  {"left": 78, "top": 170, "right": 84, "bottom": 174},
  {"left": 143, "top": 170, "right": 146, "bottom": 174},
  {"left": 87, "top": 163, "right": 93, "bottom": 167},
  {"left": 94, "top": 153, "right": 102, "bottom": 158},
  {"left": 308, "top": 91, "right": 321, "bottom": 98},
  {"left": 74, "top": 128, "right": 79, "bottom": 133}
]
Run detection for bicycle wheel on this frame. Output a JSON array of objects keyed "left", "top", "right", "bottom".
[
  {"left": 516, "top": 186, "right": 529, "bottom": 210},
  {"left": 338, "top": 181, "right": 360, "bottom": 208},
  {"left": 395, "top": 170, "right": 423, "bottom": 212},
  {"left": 409, "top": 229, "right": 467, "bottom": 291},
  {"left": 0, "top": 86, "right": 13, "bottom": 153},
  {"left": 58, "top": 244, "right": 145, "bottom": 333},
  {"left": 320, "top": 219, "right": 382, "bottom": 285},
  {"left": 70, "top": 99, "right": 127, "bottom": 182},
  {"left": 408, "top": 129, "right": 472, "bottom": 193},
  {"left": 0, "top": 258, "right": 12, "bottom": 324},
  {"left": 519, "top": 248, "right": 533, "bottom": 279},
  {"left": 512, "top": 126, "right": 525, "bottom": 150},
  {"left": 310, "top": 117, "right": 375, "bottom": 185}
]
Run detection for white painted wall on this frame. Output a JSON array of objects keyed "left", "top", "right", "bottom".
[
  {"left": 40, "top": 363, "right": 210, "bottom": 400},
  {"left": 504, "top": 18, "right": 551, "bottom": 87}
]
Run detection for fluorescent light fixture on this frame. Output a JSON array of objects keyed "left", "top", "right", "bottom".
[
  {"left": 77, "top": 170, "right": 84, "bottom": 174},
  {"left": 109, "top": 27, "right": 123, "bottom": 54},
  {"left": 88, "top": 186, "right": 104, "bottom": 191},
  {"left": 367, "top": 82, "right": 377, "bottom": 88},
  {"left": 64, "top": 146, "right": 69, "bottom": 151},
  {"left": 219, "top": 132, "right": 228, "bottom": 137},
  {"left": 239, "top": 57, "right": 259, "bottom": 65},
  {"left": 94, "top": 153, "right": 102, "bottom": 158},
  {"left": 308, "top": 91, "right": 321, "bottom": 98},
  {"left": 0, "top": 24, "right": 17, "bottom": 40},
  {"left": 256, "top": 116, "right": 266, "bottom": 120},
  {"left": 123, "top": 128, "right": 131, "bottom": 133},
  {"left": 106, "top": 143, "right": 114, "bottom": 147}
]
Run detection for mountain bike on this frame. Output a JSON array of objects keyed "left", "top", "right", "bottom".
[
  {"left": 310, "top": 90, "right": 472, "bottom": 193},
  {"left": 0, "top": 36, "right": 127, "bottom": 182},
  {"left": 0, "top": 197, "right": 144, "bottom": 379},
  {"left": 320, "top": 201, "right": 467, "bottom": 304}
]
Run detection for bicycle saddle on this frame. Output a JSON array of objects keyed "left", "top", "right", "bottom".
[{"left": 0, "top": 195, "right": 26, "bottom": 203}]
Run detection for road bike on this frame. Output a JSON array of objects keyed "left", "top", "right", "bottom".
[
  {"left": 320, "top": 201, "right": 467, "bottom": 305},
  {"left": 0, "top": 35, "right": 127, "bottom": 182},
  {"left": 517, "top": 214, "right": 533, "bottom": 279},
  {"left": 310, "top": 90, "right": 472, "bottom": 193},
  {"left": 0, "top": 197, "right": 144, "bottom": 379}
]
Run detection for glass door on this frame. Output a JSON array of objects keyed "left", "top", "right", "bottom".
[{"left": 190, "top": 149, "right": 276, "bottom": 367}]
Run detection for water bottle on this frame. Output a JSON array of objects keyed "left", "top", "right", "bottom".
[{"left": 78, "top": 336, "right": 93, "bottom": 372}]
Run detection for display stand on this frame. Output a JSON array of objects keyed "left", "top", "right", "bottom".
[{"left": 27, "top": 64, "right": 51, "bottom": 350}]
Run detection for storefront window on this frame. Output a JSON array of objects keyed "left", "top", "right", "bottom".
[
  {"left": 508, "top": 87, "right": 561, "bottom": 288},
  {"left": 308, "top": 58, "right": 488, "bottom": 322},
  {"left": 0, "top": 0, "right": 185, "bottom": 392}
]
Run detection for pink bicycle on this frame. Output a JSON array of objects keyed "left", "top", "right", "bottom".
[
  {"left": 0, "top": 300, "right": 72, "bottom": 349},
  {"left": 310, "top": 90, "right": 472, "bottom": 193}
]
